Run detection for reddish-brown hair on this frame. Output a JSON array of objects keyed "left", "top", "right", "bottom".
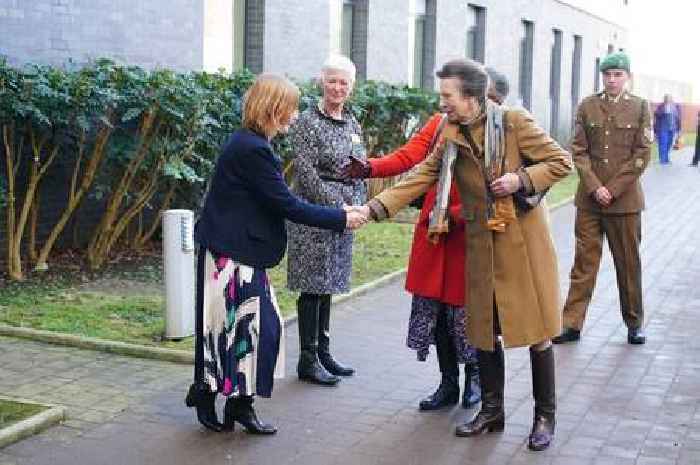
[{"left": 242, "top": 73, "right": 300, "bottom": 138}]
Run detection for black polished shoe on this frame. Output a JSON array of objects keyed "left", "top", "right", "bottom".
[
  {"left": 627, "top": 328, "right": 646, "bottom": 345},
  {"left": 419, "top": 374, "right": 459, "bottom": 411},
  {"left": 224, "top": 396, "right": 277, "bottom": 435},
  {"left": 462, "top": 363, "right": 481, "bottom": 408},
  {"left": 455, "top": 407, "right": 505, "bottom": 436},
  {"left": 528, "top": 413, "right": 555, "bottom": 451},
  {"left": 297, "top": 351, "right": 341, "bottom": 385},
  {"left": 319, "top": 352, "right": 355, "bottom": 377},
  {"left": 551, "top": 327, "right": 580, "bottom": 344},
  {"left": 185, "top": 383, "right": 223, "bottom": 432}
]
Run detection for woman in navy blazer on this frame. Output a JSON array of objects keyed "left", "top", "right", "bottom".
[{"left": 186, "top": 74, "right": 367, "bottom": 435}]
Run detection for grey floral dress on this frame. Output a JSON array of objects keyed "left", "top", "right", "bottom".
[{"left": 286, "top": 103, "right": 367, "bottom": 294}]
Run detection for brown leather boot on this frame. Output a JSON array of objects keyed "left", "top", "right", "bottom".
[
  {"left": 528, "top": 346, "right": 556, "bottom": 451},
  {"left": 455, "top": 341, "right": 505, "bottom": 437}
]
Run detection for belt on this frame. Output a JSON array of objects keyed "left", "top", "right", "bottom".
[{"left": 319, "top": 175, "right": 356, "bottom": 185}]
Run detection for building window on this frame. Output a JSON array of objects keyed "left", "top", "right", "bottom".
[
  {"left": 232, "top": 0, "right": 264, "bottom": 73},
  {"left": 340, "top": 1, "right": 354, "bottom": 58},
  {"left": 339, "top": 0, "right": 368, "bottom": 80},
  {"left": 571, "top": 35, "right": 582, "bottom": 108},
  {"left": 411, "top": 0, "right": 435, "bottom": 89},
  {"left": 233, "top": 0, "right": 246, "bottom": 71},
  {"left": 518, "top": 20, "right": 534, "bottom": 110},
  {"left": 466, "top": 4, "right": 486, "bottom": 63},
  {"left": 549, "top": 29, "right": 562, "bottom": 138},
  {"left": 594, "top": 57, "right": 601, "bottom": 92},
  {"left": 412, "top": 1, "right": 426, "bottom": 88}
]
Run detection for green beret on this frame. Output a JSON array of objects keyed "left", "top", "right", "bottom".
[{"left": 600, "top": 52, "right": 630, "bottom": 73}]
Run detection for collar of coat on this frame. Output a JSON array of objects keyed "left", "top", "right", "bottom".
[{"left": 441, "top": 113, "right": 487, "bottom": 154}]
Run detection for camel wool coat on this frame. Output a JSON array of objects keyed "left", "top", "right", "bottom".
[{"left": 369, "top": 108, "right": 573, "bottom": 350}]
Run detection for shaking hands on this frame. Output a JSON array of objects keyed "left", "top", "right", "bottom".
[{"left": 343, "top": 204, "right": 372, "bottom": 230}]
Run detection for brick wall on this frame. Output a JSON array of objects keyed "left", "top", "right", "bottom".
[{"left": 0, "top": 0, "right": 204, "bottom": 71}]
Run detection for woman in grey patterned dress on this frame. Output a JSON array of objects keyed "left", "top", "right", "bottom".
[{"left": 287, "top": 55, "right": 367, "bottom": 385}]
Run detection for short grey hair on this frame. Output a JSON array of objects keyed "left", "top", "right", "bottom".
[{"left": 321, "top": 54, "right": 356, "bottom": 82}]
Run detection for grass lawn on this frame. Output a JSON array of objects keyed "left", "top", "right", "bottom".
[
  {"left": 682, "top": 132, "right": 696, "bottom": 148},
  {"left": 546, "top": 171, "right": 578, "bottom": 206},
  {"left": 0, "top": 222, "right": 415, "bottom": 350},
  {"left": 0, "top": 399, "right": 47, "bottom": 429}
]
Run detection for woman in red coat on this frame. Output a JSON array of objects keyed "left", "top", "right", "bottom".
[{"left": 345, "top": 113, "right": 480, "bottom": 411}]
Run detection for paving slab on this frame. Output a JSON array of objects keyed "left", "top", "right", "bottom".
[{"left": 1, "top": 148, "right": 700, "bottom": 464}]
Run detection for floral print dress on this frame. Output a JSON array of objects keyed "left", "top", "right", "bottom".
[{"left": 286, "top": 103, "right": 367, "bottom": 294}]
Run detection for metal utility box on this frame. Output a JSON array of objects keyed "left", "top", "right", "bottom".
[{"left": 162, "top": 209, "right": 195, "bottom": 339}]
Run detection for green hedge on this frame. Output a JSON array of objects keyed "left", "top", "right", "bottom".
[{"left": 0, "top": 58, "right": 438, "bottom": 278}]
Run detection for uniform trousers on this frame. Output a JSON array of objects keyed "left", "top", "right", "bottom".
[{"left": 562, "top": 208, "right": 643, "bottom": 331}]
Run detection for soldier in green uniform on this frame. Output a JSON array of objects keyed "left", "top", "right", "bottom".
[{"left": 553, "top": 51, "right": 652, "bottom": 345}]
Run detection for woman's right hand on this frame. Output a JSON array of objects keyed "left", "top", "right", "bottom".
[{"left": 343, "top": 205, "right": 369, "bottom": 230}]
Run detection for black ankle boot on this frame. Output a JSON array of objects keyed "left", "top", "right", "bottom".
[
  {"left": 462, "top": 363, "right": 481, "bottom": 408},
  {"left": 318, "top": 295, "right": 354, "bottom": 377},
  {"left": 528, "top": 346, "right": 556, "bottom": 451},
  {"left": 297, "top": 294, "right": 340, "bottom": 386},
  {"left": 419, "top": 373, "right": 460, "bottom": 410},
  {"left": 224, "top": 396, "right": 277, "bottom": 435},
  {"left": 455, "top": 343, "right": 505, "bottom": 437},
  {"left": 298, "top": 351, "right": 340, "bottom": 385},
  {"left": 185, "top": 383, "right": 223, "bottom": 432}
]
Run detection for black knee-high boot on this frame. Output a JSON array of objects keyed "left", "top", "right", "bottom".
[
  {"left": 318, "top": 294, "right": 355, "bottom": 376},
  {"left": 419, "top": 307, "right": 460, "bottom": 410},
  {"left": 296, "top": 293, "right": 340, "bottom": 386},
  {"left": 528, "top": 346, "right": 556, "bottom": 451},
  {"left": 455, "top": 339, "right": 505, "bottom": 436},
  {"left": 223, "top": 396, "right": 277, "bottom": 435},
  {"left": 185, "top": 246, "right": 223, "bottom": 432}
]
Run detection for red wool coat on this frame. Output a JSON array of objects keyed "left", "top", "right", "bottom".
[{"left": 369, "top": 114, "right": 467, "bottom": 306}]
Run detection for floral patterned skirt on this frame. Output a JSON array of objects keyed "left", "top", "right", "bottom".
[
  {"left": 406, "top": 295, "right": 477, "bottom": 365},
  {"left": 196, "top": 248, "right": 285, "bottom": 398}
]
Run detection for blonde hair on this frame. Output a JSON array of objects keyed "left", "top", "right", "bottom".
[{"left": 242, "top": 73, "right": 300, "bottom": 138}]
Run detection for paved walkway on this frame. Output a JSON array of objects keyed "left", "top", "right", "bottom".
[{"left": 1, "top": 149, "right": 700, "bottom": 465}]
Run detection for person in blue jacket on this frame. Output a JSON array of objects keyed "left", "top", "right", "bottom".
[
  {"left": 654, "top": 94, "right": 682, "bottom": 165},
  {"left": 185, "top": 73, "right": 367, "bottom": 435}
]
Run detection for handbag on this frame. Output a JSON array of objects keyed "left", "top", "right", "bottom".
[
  {"left": 494, "top": 110, "right": 547, "bottom": 213},
  {"left": 512, "top": 157, "right": 548, "bottom": 212}
]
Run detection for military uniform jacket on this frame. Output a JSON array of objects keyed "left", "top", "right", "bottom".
[{"left": 573, "top": 91, "right": 652, "bottom": 214}]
